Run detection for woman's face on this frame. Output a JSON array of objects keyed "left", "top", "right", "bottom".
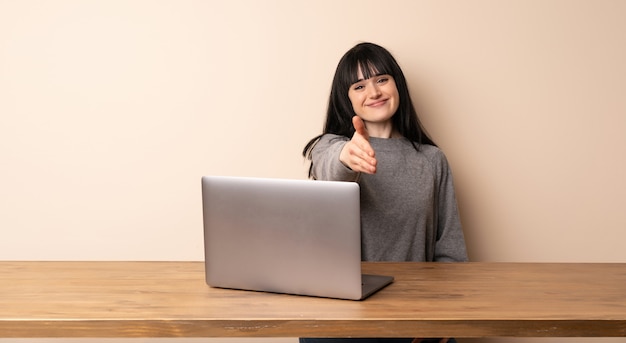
[{"left": 347, "top": 66, "right": 399, "bottom": 134}]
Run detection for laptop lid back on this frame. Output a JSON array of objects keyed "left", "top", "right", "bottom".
[{"left": 201, "top": 176, "right": 363, "bottom": 300}]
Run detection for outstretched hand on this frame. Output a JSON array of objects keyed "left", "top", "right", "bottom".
[{"left": 339, "top": 116, "right": 377, "bottom": 174}]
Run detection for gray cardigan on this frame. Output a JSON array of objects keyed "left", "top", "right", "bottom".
[{"left": 310, "top": 134, "right": 468, "bottom": 262}]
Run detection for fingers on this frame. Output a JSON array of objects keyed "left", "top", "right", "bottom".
[{"left": 340, "top": 140, "right": 377, "bottom": 174}]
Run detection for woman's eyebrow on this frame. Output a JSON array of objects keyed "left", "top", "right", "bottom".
[{"left": 354, "top": 73, "right": 386, "bottom": 83}]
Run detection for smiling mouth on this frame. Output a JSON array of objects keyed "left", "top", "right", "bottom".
[{"left": 367, "top": 99, "right": 388, "bottom": 107}]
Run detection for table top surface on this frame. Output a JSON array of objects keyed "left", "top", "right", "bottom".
[{"left": 1, "top": 261, "right": 625, "bottom": 338}]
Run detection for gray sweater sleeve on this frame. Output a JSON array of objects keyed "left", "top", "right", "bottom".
[
  {"left": 310, "top": 134, "right": 360, "bottom": 182},
  {"left": 431, "top": 150, "right": 469, "bottom": 262}
]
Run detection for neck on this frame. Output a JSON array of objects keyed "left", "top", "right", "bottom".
[{"left": 364, "top": 121, "right": 397, "bottom": 138}]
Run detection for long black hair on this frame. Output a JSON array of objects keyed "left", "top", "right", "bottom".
[{"left": 303, "top": 42, "right": 435, "bottom": 175}]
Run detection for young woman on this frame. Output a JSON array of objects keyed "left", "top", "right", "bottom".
[{"left": 301, "top": 42, "right": 468, "bottom": 343}]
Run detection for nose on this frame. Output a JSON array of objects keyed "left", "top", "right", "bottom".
[{"left": 369, "top": 83, "right": 382, "bottom": 98}]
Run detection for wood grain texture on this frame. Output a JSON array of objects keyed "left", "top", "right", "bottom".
[{"left": 1, "top": 262, "right": 625, "bottom": 337}]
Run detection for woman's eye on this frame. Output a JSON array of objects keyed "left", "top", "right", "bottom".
[
  {"left": 377, "top": 78, "right": 388, "bottom": 83},
  {"left": 353, "top": 85, "right": 364, "bottom": 91}
]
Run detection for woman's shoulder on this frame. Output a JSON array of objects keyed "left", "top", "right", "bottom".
[
  {"left": 419, "top": 143, "right": 444, "bottom": 157},
  {"left": 309, "top": 134, "right": 350, "bottom": 156},
  {"left": 417, "top": 143, "right": 451, "bottom": 170},
  {"left": 316, "top": 133, "right": 349, "bottom": 147},
  {"left": 320, "top": 133, "right": 349, "bottom": 142}
]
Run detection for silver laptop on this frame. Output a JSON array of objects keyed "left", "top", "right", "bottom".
[{"left": 201, "top": 175, "right": 393, "bottom": 300}]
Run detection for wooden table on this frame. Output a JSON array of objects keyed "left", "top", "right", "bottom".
[{"left": 1, "top": 261, "right": 625, "bottom": 338}]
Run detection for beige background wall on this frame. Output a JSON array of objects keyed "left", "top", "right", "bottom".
[{"left": 1, "top": 0, "right": 625, "bottom": 342}]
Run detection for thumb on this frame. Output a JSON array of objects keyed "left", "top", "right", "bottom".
[{"left": 352, "top": 116, "right": 369, "bottom": 140}]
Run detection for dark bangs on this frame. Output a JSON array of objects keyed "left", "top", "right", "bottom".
[{"left": 337, "top": 45, "right": 398, "bottom": 90}]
